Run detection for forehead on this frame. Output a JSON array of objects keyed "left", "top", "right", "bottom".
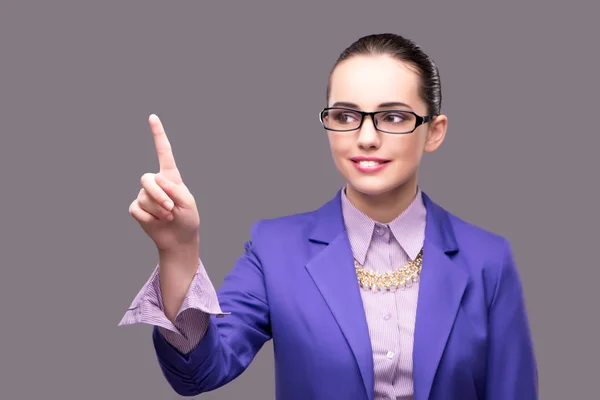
[{"left": 329, "top": 54, "right": 423, "bottom": 111}]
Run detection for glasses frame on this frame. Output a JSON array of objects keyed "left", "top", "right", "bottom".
[{"left": 319, "top": 107, "right": 436, "bottom": 134}]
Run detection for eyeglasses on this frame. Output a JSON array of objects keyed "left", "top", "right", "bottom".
[{"left": 319, "top": 107, "right": 435, "bottom": 134}]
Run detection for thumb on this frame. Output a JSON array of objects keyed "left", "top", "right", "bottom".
[{"left": 155, "top": 174, "right": 193, "bottom": 208}]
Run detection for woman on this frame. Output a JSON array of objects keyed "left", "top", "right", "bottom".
[{"left": 120, "top": 33, "right": 538, "bottom": 399}]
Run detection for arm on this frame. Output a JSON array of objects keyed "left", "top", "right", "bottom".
[
  {"left": 151, "top": 221, "right": 271, "bottom": 397},
  {"left": 124, "top": 115, "right": 270, "bottom": 395},
  {"left": 484, "top": 239, "right": 538, "bottom": 399}
]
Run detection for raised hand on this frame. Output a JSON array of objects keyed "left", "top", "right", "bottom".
[{"left": 128, "top": 114, "right": 200, "bottom": 252}]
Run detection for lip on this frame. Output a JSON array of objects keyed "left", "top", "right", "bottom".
[
  {"left": 350, "top": 156, "right": 391, "bottom": 173},
  {"left": 350, "top": 156, "right": 391, "bottom": 162}
]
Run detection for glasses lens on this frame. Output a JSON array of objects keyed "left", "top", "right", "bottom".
[
  {"left": 322, "top": 108, "right": 362, "bottom": 131},
  {"left": 375, "top": 111, "right": 417, "bottom": 133}
]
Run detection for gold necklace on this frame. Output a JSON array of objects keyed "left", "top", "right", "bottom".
[{"left": 354, "top": 249, "right": 423, "bottom": 293}]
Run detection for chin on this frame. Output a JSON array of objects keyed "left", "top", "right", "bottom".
[{"left": 346, "top": 179, "right": 404, "bottom": 197}]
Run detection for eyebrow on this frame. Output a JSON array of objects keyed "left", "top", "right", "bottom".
[{"left": 331, "top": 101, "right": 413, "bottom": 110}]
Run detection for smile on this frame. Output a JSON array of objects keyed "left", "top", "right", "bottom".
[{"left": 351, "top": 158, "right": 391, "bottom": 173}]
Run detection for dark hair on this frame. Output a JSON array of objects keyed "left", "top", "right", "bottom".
[{"left": 326, "top": 33, "right": 442, "bottom": 116}]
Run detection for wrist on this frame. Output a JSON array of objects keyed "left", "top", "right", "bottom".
[{"left": 158, "top": 238, "right": 200, "bottom": 263}]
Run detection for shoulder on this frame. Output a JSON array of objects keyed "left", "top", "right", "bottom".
[
  {"left": 248, "top": 208, "right": 318, "bottom": 243},
  {"left": 446, "top": 209, "right": 512, "bottom": 255},
  {"left": 424, "top": 193, "right": 517, "bottom": 288},
  {"left": 422, "top": 191, "right": 512, "bottom": 257},
  {"left": 439, "top": 205, "right": 521, "bottom": 304},
  {"left": 241, "top": 208, "right": 323, "bottom": 264},
  {"left": 246, "top": 191, "right": 341, "bottom": 245}
]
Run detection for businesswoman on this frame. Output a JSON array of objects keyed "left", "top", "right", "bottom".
[{"left": 120, "top": 33, "right": 538, "bottom": 399}]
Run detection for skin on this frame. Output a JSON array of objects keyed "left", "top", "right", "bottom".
[
  {"left": 129, "top": 115, "right": 201, "bottom": 322},
  {"left": 129, "top": 53, "right": 449, "bottom": 322},
  {"left": 327, "top": 54, "right": 448, "bottom": 223}
]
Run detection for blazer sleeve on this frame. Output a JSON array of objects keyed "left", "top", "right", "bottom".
[
  {"left": 484, "top": 238, "right": 538, "bottom": 399},
  {"left": 152, "top": 221, "right": 272, "bottom": 397}
]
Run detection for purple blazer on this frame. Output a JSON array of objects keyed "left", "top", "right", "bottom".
[{"left": 151, "top": 189, "right": 538, "bottom": 400}]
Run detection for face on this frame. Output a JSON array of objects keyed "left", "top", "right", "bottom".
[{"left": 326, "top": 54, "right": 447, "bottom": 199}]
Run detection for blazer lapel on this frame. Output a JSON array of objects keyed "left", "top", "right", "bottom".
[
  {"left": 305, "top": 190, "right": 374, "bottom": 400},
  {"left": 413, "top": 192, "right": 468, "bottom": 400}
]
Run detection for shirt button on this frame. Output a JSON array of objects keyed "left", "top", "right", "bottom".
[
  {"left": 386, "top": 351, "right": 394, "bottom": 359},
  {"left": 383, "top": 313, "right": 391, "bottom": 321}
]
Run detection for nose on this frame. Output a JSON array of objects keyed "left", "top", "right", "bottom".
[{"left": 356, "top": 114, "right": 381, "bottom": 149}]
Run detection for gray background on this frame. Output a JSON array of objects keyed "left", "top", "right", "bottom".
[{"left": 0, "top": 0, "right": 598, "bottom": 399}]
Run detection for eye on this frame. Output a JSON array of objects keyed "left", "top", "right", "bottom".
[
  {"left": 331, "top": 110, "right": 360, "bottom": 124},
  {"left": 380, "top": 112, "right": 408, "bottom": 124},
  {"left": 337, "top": 113, "right": 358, "bottom": 123}
]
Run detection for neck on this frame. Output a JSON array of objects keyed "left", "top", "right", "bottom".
[{"left": 345, "top": 177, "right": 419, "bottom": 224}]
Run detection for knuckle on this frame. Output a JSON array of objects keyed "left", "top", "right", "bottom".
[
  {"left": 156, "top": 145, "right": 171, "bottom": 155},
  {"left": 129, "top": 199, "right": 139, "bottom": 213},
  {"left": 129, "top": 207, "right": 140, "bottom": 221},
  {"left": 139, "top": 198, "right": 163, "bottom": 218},
  {"left": 140, "top": 173, "right": 155, "bottom": 186},
  {"left": 137, "top": 197, "right": 151, "bottom": 212},
  {"left": 138, "top": 188, "right": 147, "bottom": 202}
]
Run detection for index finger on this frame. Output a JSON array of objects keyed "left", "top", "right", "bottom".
[{"left": 149, "top": 114, "right": 178, "bottom": 174}]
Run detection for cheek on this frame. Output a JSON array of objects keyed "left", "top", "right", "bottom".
[
  {"left": 327, "top": 133, "right": 351, "bottom": 158},
  {"left": 327, "top": 134, "right": 354, "bottom": 177},
  {"left": 386, "top": 134, "right": 424, "bottom": 160}
]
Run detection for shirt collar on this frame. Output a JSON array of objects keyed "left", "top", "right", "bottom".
[{"left": 340, "top": 185, "right": 427, "bottom": 264}]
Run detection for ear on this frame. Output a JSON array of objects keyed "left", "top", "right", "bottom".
[{"left": 424, "top": 114, "right": 448, "bottom": 153}]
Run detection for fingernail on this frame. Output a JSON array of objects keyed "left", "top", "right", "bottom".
[{"left": 163, "top": 200, "right": 174, "bottom": 211}]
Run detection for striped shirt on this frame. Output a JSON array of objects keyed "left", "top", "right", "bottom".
[{"left": 119, "top": 186, "right": 426, "bottom": 399}]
